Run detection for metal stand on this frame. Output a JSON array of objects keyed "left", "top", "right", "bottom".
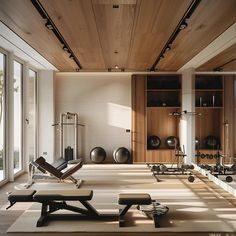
[{"left": 52, "top": 112, "right": 85, "bottom": 161}]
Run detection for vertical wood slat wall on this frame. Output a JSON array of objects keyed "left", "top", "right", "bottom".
[
  {"left": 131, "top": 75, "right": 146, "bottom": 163},
  {"left": 224, "top": 75, "right": 235, "bottom": 161}
]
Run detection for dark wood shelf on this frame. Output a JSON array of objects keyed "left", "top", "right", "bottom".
[{"left": 147, "top": 89, "right": 181, "bottom": 92}]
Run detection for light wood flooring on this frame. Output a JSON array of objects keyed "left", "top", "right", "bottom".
[{"left": 0, "top": 171, "right": 235, "bottom": 236}]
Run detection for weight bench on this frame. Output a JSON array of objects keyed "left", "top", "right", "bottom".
[
  {"left": 27, "top": 157, "right": 83, "bottom": 188},
  {"left": 7, "top": 189, "right": 116, "bottom": 227},
  {"left": 119, "top": 193, "right": 167, "bottom": 228}
]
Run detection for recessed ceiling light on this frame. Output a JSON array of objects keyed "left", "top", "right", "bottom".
[{"left": 115, "top": 65, "right": 119, "bottom": 69}]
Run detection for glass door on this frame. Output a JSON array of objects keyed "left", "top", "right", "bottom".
[
  {"left": 13, "top": 60, "right": 23, "bottom": 174},
  {"left": 27, "top": 69, "right": 37, "bottom": 162},
  {"left": 0, "top": 52, "right": 6, "bottom": 181}
]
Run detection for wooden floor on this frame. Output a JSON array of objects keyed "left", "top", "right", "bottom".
[{"left": 0, "top": 172, "right": 235, "bottom": 236}]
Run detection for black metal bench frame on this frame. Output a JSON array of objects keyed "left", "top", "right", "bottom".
[{"left": 7, "top": 190, "right": 116, "bottom": 227}]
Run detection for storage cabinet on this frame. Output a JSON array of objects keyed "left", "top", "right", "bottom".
[
  {"left": 146, "top": 75, "right": 181, "bottom": 163},
  {"left": 195, "top": 75, "right": 224, "bottom": 164}
]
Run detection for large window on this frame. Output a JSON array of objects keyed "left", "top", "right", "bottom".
[
  {"left": 0, "top": 53, "right": 5, "bottom": 181},
  {"left": 27, "top": 69, "right": 37, "bottom": 162},
  {"left": 13, "top": 60, "right": 23, "bottom": 174}
]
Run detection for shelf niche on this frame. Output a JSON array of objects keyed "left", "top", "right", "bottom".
[
  {"left": 195, "top": 75, "right": 224, "bottom": 164},
  {"left": 146, "top": 75, "right": 181, "bottom": 162}
]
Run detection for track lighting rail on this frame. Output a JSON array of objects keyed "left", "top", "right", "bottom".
[
  {"left": 31, "top": 0, "right": 82, "bottom": 70},
  {"left": 150, "top": 0, "right": 201, "bottom": 71}
]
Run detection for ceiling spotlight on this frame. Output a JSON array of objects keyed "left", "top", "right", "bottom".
[
  {"left": 69, "top": 54, "right": 74, "bottom": 59},
  {"left": 45, "top": 20, "right": 53, "bottom": 30},
  {"left": 165, "top": 45, "right": 171, "bottom": 52},
  {"left": 63, "top": 45, "right": 69, "bottom": 51},
  {"left": 160, "top": 54, "right": 164, "bottom": 59},
  {"left": 179, "top": 20, "right": 188, "bottom": 30},
  {"left": 114, "top": 65, "right": 119, "bottom": 69}
]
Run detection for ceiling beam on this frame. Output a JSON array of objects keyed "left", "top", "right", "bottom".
[{"left": 179, "top": 22, "right": 236, "bottom": 71}]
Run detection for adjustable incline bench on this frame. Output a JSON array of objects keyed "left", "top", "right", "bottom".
[{"left": 27, "top": 157, "right": 83, "bottom": 188}]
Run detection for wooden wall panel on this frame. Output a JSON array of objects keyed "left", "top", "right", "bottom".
[
  {"left": 224, "top": 75, "right": 235, "bottom": 160},
  {"left": 147, "top": 107, "right": 179, "bottom": 144},
  {"left": 131, "top": 75, "right": 146, "bottom": 163},
  {"left": 157, "top": 0, "right": 236, "bottom": 71},
  {"left": 195, "top": 108, "right": 223, "bottom": 149},
  {"left": 146, "top": 150, "right": 176, "bottom": 163}
]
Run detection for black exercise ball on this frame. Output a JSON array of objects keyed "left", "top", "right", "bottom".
[
  {"left": 148, "top": 136, "right": 161, "bottom": 149},
  {"left": 90, "top": 147, "right": 106, "bottom": 164},
  {"left": 113, "top": 147, "right": 130, "bottom": 164},
  {"left": 204, "top": 135, "right": 220, "bottom": 149},
  {"left": 165, "top": 136, "right": 179, "bottom": 149}
]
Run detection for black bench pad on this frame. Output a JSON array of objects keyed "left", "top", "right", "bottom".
[
  {"left": 33, "top": 190, "right": 93, "bottom": 202},
  {"left": 119, "top": 193, "right": 151, "bottom": 205},
  {"left": 8, "top": 190, "right": 36, "bottom": 202}
]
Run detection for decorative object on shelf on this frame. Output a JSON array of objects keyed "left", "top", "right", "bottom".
[
  {"left": 165, "top": 136, "right": 179, "bottom": 149},
  {"left": 113, "top": 147, "right": 130, "bottom": 164},
  {"left": 148, "top": 136, "right": 161, "bottom": 149},
  {"left": 90, "top": 147, "right": 106, "bottom": 164},
  {"left": 204, "top": 135, "right": 220, "bottom": 149}
]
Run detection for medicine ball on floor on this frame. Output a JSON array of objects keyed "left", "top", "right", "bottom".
[
  {"left": 147, "top": 135, "right": 161, "bottom": 149},
  {"left": 90, "top": 147, "right": 106, "bottom": 163},
  {"left": 113, "top": 147, "right": 130, "bottom": 164},
  {"left": 165, "top": 136, "right": 179, "bottom": 149},
  {"left": 204, "top": 135, "right": 220, "bottom": 149}
]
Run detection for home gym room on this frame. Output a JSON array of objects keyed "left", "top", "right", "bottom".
[{"left": 0, "top": 0, "right": 236, "bottom": 235}]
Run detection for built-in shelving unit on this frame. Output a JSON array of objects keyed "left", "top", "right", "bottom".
[
  {"left": 195, "top": 75, "right": 224, "bottom": 164},
  {"left": 146, "top": 75, "right": 181, "bottom": 163}
]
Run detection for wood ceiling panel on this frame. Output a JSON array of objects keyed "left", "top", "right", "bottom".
[
  {"left": 157, "top": 0, "right": 236, "bottom": 71},
  {"left": 197, "top": 43, "right": 236, "bottom": 71},
  {"left": 127, "top": 0, "right": 192, "bottom": 70},
  {"left": 0, "top": 0, "right": 77, "bottom": 71},
  {"left": 92, "top": 0, "right": 136, "bottom": 68},
  {"left": 40, "top": 0, "right": 105, "bottom": 69}
]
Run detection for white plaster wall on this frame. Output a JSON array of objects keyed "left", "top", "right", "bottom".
[
  {"left": 54, "top": 73, "right": 131, "bottom": 163},
  {"left": 38, "top": 70, "right": 55, "bottom": 163}
]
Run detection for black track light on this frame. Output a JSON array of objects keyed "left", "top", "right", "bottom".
[
  {"left": 45, "top": 20, "right": 53, "bottom": 30},
  {"left": 63, "top": 45, "right": 69, "bottom": 51},
  {"left": 179, "top": 20, "right": 188, "bottom": 30}
]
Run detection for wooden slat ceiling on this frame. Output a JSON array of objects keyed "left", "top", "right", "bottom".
[
  {"left": 0, "top": 0, "right": 236, "bottom": 72},
  {"left": 197, "top": 43, "right": 236, "bottom": 71},
  {"left": 156, "top": 0, "right": 236, "bottom": 71},
  {"left": 0, "top": 0, "right": 77, "bottom": 71}
]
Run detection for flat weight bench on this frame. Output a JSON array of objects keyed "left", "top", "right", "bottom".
[
  {"left": 7, "top": 189, "right": 116, "bottom": 227},
  {"left": 119, "top": 193, "right": 167, "bottom": 228},
  {"left": 119, "top": 194, "right": 151, "bottom": 227}
]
